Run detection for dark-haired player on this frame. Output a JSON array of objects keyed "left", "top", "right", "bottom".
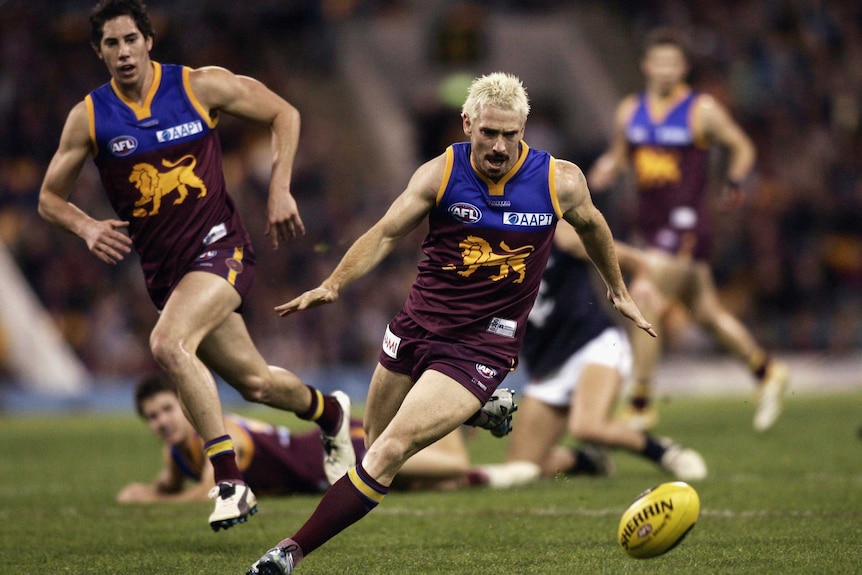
[
  {"left": 38, "top": 0, "right": 354, "bottom": 531},
  {"left": 118, "top": 374, "right": 473, "bottom": 504},
  {"left": 589, "top": 26, "right": 789, "bottom": 432}
]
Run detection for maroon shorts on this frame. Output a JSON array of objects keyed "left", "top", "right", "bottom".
[
  {"left": 377, "top": 309, "right": 516, "bottom": 404},
  {"left": 149, "top": 239, "right": 256, "bottom": 312}
]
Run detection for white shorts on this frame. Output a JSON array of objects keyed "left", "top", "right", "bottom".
[{"left": 523, "top": 327, "right": 632, "bottom": 407}]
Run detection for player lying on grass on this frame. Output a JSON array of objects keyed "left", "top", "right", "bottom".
[
  {"left": 117, "top": 374, "right": 476, "bottom": 504},
  {"left": 475, "top": 222, "right": 707, "bottom": 488}
]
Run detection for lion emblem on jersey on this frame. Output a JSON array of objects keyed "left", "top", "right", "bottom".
[
  {"left": 443, "top": 235, "right": 535, "bottom": 283},
  {"left": 633, "top": 146, "right": 681, "bottom": 188},
  {"left": 129, "top": 154, "right": 207, "bottom": 217}
]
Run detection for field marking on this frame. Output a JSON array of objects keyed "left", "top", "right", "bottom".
[{"left": 375, "top": 506, "right": 861, "bottom": 519}]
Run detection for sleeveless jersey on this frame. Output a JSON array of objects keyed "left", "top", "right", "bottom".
[
  {"left": 404, "top": 141, "right": 561, "bottom": 358},
  {"left": 170, "top": 415, "right": 366, "bottom": 496},
  {"left": 626, "top": 90, "right": 712, "bottom": 259},
  {"left": 87, "top": 62, "right": 251, "bottom": 299},
  {"left": 520, "top": 244, "right": 614, "bottom": 379}
]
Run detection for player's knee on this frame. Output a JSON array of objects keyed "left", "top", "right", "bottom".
[
  {"left": 149, "top": 331, "right": 186, "bottom": 372},
  {"left": 234, "top": 375, "right": 269, "bottom": 403},
  {"left": 370, "top": 435, "right": 413, "bottom": 470}
]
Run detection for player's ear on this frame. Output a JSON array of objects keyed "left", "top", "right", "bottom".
[{"left": 462, "top": 113, "right": 472, "bottom": 136}]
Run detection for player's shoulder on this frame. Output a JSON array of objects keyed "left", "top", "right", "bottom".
[
  {"left": 615, "top": 93, "right": 641, "bottom": 124},
  {"left": 553, "top": 158, "right": 586, "bottom": 184},
  {"left": 186, "top": 65, "right": 234, "bottom": 91},
  {"left": 61, "top": 100, "right": 93, "bottom": 141},
  {"left": 68, "top": 99, "right": 89, "bottom": 119},
  {"left": 187, "top": 64, "right": 232, "bottom": 79},
  {"left": 691, "top": 92, "right": 734, "bottom": 135},
  {"left": 692, "top": 92, "right": 735, "bottom": 119},
  {"left": 552, "top": 158, "right": 588, "bottom": 209},
  {"left": 411, "top": 150, "right": 450, "bottom": 189}
]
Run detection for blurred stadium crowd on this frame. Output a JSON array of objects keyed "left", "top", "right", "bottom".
[{"left": 0, "top": 0, "right": 860, "bottom": 381}]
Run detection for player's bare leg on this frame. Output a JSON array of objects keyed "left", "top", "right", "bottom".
[
  {"left": 395, "top": 429, "right": 472, "bottom": 490},
  {"left": 623, "top": 251, "right": 679, "bottom": 430},
  {"left": 249, "top": 371, "right": 480, "bottom": 574},
  {"left": 199, "top": 297, "right": 354, "bottom": 481},
  {"left": 571, "top": 366, "right": 704, "bottom": 480},
  {"left": 150, "top": 272, "right": 258, "bottom": 530},
  {"left": 687, "top": 263, "right": 789, "bottom": 431}
]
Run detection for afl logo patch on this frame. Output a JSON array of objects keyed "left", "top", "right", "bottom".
[
  {"left": 109, "top": 136, "right": 138, "bottom": 157},
  {"left": 475, "top": 363, "right": 498, "bottom": 379},
  {"left": 449, "top": 202, "right": 482, "bottom": 224},
  {"left": 196, "top": 250, "right": 218, "bottom": 261},
  {"left": 225, "top": 258, "right": 244, "bottom": 273}
]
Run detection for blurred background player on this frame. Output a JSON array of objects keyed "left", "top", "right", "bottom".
[
  {"left": 118, "top": 374, "right": 474, "bottom": 504},
  {"left": 588, "top": 26, "right": 789, "bottom": 432},
  {"left": 478, "top": 223, "right": 706, "bottom": 488},
  {"left": 37, "top": 0, "right": 355, "bottom": 531}
]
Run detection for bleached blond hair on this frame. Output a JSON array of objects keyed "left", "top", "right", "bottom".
[{"left": 461, "top": 72, "right": 530, "bottom": 122}]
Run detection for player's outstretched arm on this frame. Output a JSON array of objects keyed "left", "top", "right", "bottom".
[
  {"left": 116, "top": 456, "right": 211, "bottom": 504},
  {"left": 556, "top": 160, "right": 656, "bottom": 338},
  {"left": 275, "top": 156, "right": 443, "bottom": 317}
]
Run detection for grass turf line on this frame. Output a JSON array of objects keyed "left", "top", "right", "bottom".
[{"left": 1, "top": 393, "right": 860, "bottom": 574}]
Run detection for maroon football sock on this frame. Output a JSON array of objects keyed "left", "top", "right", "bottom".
[
  {"left": 204, "top": 435, "right": 243, "bottom": 484},
  {"left": 298, "top": 385, "right": 343, "bottom": 435},
  {"left": 289, "top": 463, "right": 388, "bottom": 557}
]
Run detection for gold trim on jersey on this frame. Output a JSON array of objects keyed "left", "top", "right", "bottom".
[
  {"left": 182, "top": 434, "right": 207, "bottom": 478},
  {"left": 84, "top": 95, "right": 98, "bottom": 158},
  {"left": 225, "top": 417, "right": 255, "bottom": 472},
  {"left": 548, "top": 156, "right": 563, "bottom": 218},
  {"left": 183, "top": 66, "right": 219, "bottom": 129},
  {"left": 437, "top": 146, "right": 455, "bottom": 205},
  {"left": 645, "top": 85, "right": 690, "bottom": 124},
  {"left": 110, "top": 61, "right": 162, "bottom": 121},
  {"left": 689, "top": 94, "right": 711, "bottom": 150},
  {"left": 470, "top": 141, "right": 531, "bottom": 196}
]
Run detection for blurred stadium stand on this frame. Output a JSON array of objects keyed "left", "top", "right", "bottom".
[{"left": 1, "top": 0, "right": 860, "bottom": 410}]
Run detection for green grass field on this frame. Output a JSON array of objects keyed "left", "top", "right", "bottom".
[{"left": 2, "top": 392, "right": 861, "bottom": 574}]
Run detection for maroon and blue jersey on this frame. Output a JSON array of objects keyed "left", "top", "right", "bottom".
[
  {"left": 171, "top": 416, "right": 366, "bottom": 496},
  {"left": 626, "top": 89, "right": 712, "bottom": 259},
  {"left": 403, "top": 141, "right": 561, "bottom": 358},
  {"left": 86, "top": 62, "right": 252, "bottom": 304},
  {"left": 521, "top": 245, "right": 614, "bottom": 379}
]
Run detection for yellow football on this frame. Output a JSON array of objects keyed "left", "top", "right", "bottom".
[{"left": 618, "top": 481, "right": 700, "bottom": 559}]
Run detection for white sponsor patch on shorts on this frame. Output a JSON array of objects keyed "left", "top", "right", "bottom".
[
  {"left": 382, "top": 324, "right": 401, "bottom": 359},
  {"left": 486, "top": 317, "right": 517, "bottom": 338},
  {"left": 203, "top": 222, "right": 227, "bottom": 246}
]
